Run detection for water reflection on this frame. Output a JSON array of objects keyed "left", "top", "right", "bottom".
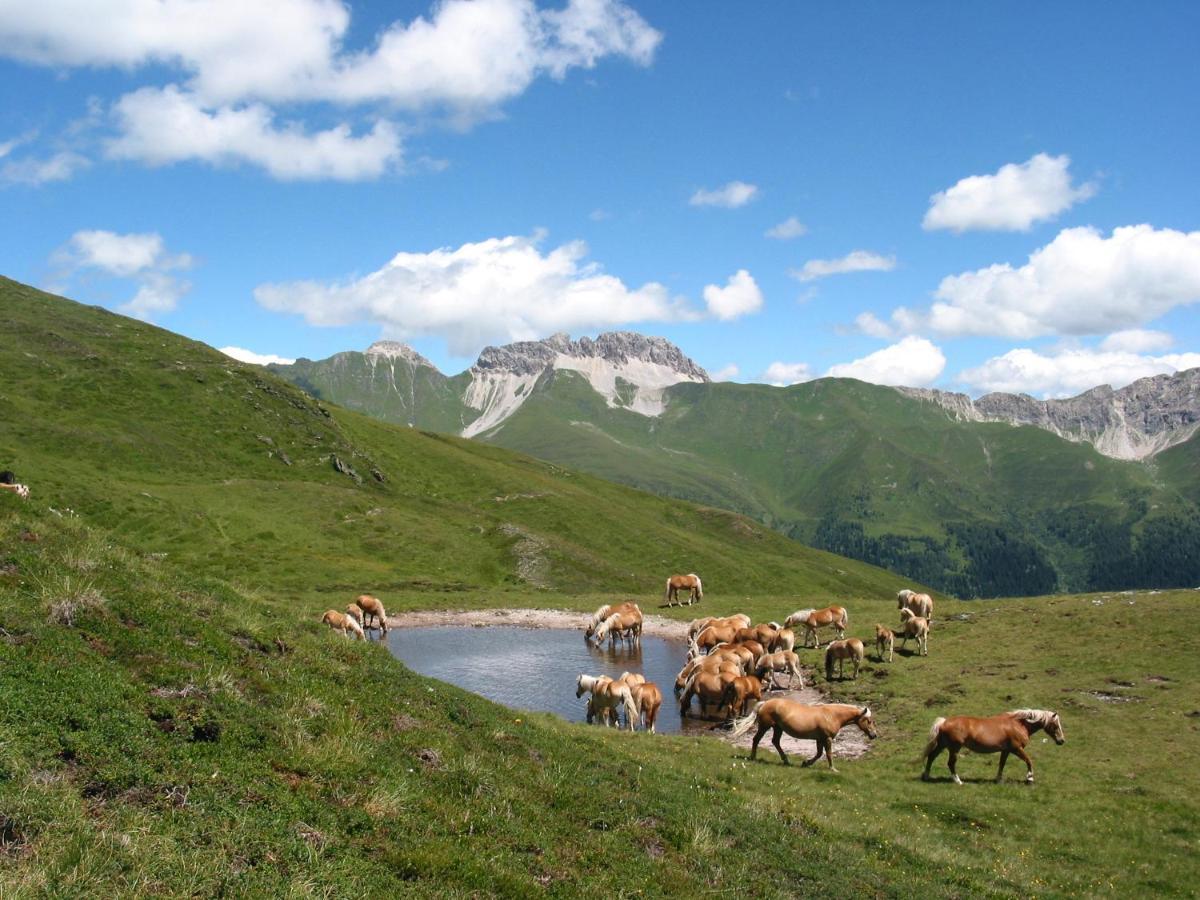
[{"left": 386, "top": 625, "right": 722, "bottom": 736}]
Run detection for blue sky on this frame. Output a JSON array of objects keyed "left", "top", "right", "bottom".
[{"left": 2, "top": 1, "right": 1199, "bottom": 397}]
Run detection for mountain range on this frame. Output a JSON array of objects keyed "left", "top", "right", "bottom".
[{"left": 271, "top": 332, "right": 1200, "bottom": 597}]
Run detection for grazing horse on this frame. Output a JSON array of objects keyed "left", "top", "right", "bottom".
[
  {"left": 577, "top": 674, "right": 639, "bottom": 731},
  {"left": 784, "top": 606, "right": 848, "bottom": 648},
  {"left": 687, "top": 614, "right": 750, "bottom": 643},
  {"left": 754, "top": 651, "right": 804, "bottom": 690},
  {"left": 321, "top": 610, "right": 365, "bottom": 640},
  {"left": 586, "top": 601, "right": 640, "bottom": 639},
  {"left": 736, "top": 623, "right": 780, "bottom": 646},
  {"left": 355, "top": 594, "right": 389, "bottom": 634},
  {"left": 630, "top": 681, "right": 664, "bottom": 733},
  {"left": 665, "top": 573, "right": 704, "bottom": 606},
  {"left": 679, "top": 669, "right": 738, "bottom": 719},
  {"left": 899, "top": 591, "right": 934, "bottom": 621},
  {"left": 874, "top": 624, "right": 894, "bottom": 663},
  {"left": 824, "top": 639, "right": 865, "bottom": 681},
  {"left": 898, "top": 608, "right": 929, "bottom": 656},
  {"left": 593, "top": 608, "right": 643, "bottom": 646},
  {"left": 689, "top": 623, "right": 739, "bottom": 656},
  {"left": 721, "top": 675, "right": 764, "bottom": 717},
  {"left": 922, "top": 709, "right": 1066, "bottom": 784},
  {"left": 730, "top": 699, "right": 877, "bottom": 769},
  {"left": 345, "top": 602, "right": 364, "bottom": 626}
]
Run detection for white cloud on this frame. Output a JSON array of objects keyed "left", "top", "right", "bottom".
[
  {"left": 219, "top": 346, "right": 297, "bottom": 366},
  {"left": 0, "top": 0, "right": 661, "bottom": 180},
  {"left": 791, "top": 250, "right": 895, "bottom": 282},
  {"left": 1, "top": 150, "right": 90, "bottom": 185},
  {"left": 929, "top": 225, "right": 1200, "bottom": 338},
  {"left": 958, "top": 346, "right": 1200, "bottom": 398},
  {"left": 1099, "top": 329, "right": 1174, "bottom": 354},
  {"left": 702, "top": 269, "right": 762, "bottom": 321},
  {"left": 923, "top": 153, "right": 1096, "bottom": 233},
  {"left": 689, "top": 180, "right": 758, "bottom": 208},
  {"left": 711, "top": 363, "right": 739, "bottom": 382},
  {"left": 763, "top": 361, "right": 813, "bottom": 386},
  {"left": 52, "top": 229, "right": 194, "bottom": 320},
  {"left": 825, "top": 336, "right": 945, "bottom": 387},
  {"left": 765, "top": 216, "right": 807, "bottom": 240},
  {"left": 254, "top": 233, "right": 694, "bottom": 356}
]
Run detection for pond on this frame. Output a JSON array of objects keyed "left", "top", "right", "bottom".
[{"left": 386, "top": 625, "right": 716, "bottom": 736}]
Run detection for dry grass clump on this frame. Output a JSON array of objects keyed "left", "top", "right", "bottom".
[{"left": 40, "top": 575, "right": 108, "bottom": 627}]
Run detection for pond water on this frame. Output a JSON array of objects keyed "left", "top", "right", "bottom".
[{"left": 386, "top": 625, "right": 716, "bottom": 736}]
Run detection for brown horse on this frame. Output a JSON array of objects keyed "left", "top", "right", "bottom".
[
  {"left": 898, "top": 608, "right": 929, "bottom": 656},
  {"left": 768, "top": 628, "right": 796, "bottom": 653},
  {"left": 593, "top": 608, "right": 643, "bottom": 645},
  {"left": 754, "top": 650, "right": 804, "bottom": 690},
  {"left": 736, "top": 623, "right": 780, "bottom": 646},
  {"left": 899, "top": 590, "right": 934, "bottom": 621},
  {"left": 784, "top": 606, "right": 848, "bottom": 648},
  {"left": 824, "top": 639, "right": 865, "bottom": 681},
  {"left": 674, "top": 656, "right": 743, "bottom": 695},
  {"left": 679, "top": 669, "right": 737, "bottom": 719},
  {"left": 874, "top": 624, "right": 894, "bottom": 662},
  {"left": 345, "top": 602, "right": 364, "bottom": 626},
  {"left": 321, "top": 610, "right": 365, "bottom": 640},
  {"left": 730, "top": 699, "right": 877, "bottom": 769},
  {"left": 577, "top": 674, "right": 639, "bottom": 731},
  {"left": 630, "top": 681, "right": 663, "bottom": 733},
  {"left": 689, "top": 623, "right": 739, "bottom": 656},
  {"left": 665, "top": 573, "right": 704, "bottom": 606},
  {"left": 355, "top": 594, "right": 389, "bottom": 634},
  {"left": 687, "top": 614, "right": 749, "bottom": 642},
  {"left": 922, "top": 709, "right": 1065, "bottom": 784},
  {"left": 721, "top": 675, "right": 764, "bottom": 717},
  {"left": 586, "top": 601, "right": 640, "bottom": 639}
]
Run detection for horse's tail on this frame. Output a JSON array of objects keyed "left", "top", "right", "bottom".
[
  {"left": 921, "top": 717, "right": 946, "bottom": 762},
  {"left": 841, "top": 607, "right": 849, "bottom": 628},
  {"left": 728, "top": 708, "right": 760, "bottom": 739},
  {"left": 692, "top": 575, "right": 703, "bottom": 599},
  {"left": 620, "top": 686, "right": 639, "bottom": 731}
]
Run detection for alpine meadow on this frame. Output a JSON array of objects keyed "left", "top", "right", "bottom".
[{"left": 3, "top": 2, "right": 1200, "bottom": 897}]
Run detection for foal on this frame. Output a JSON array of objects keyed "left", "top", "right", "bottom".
[{"left": 874, "top": 624, "right": 894, "bottom": 662}]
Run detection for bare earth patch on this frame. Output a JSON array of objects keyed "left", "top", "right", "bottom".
[{"left": 386, "top": 607, "right": 872, "bottom": 759}]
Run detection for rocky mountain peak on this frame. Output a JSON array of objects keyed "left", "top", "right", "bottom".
[
  {"left": 472, "top": 331, "right": 709, "bottom": 381},
  {"left": 897, "top": 367, "right": 1200, "bottom": 460},
  {"left": 365, "top": 340, "right": 438, "bottom": 371}
]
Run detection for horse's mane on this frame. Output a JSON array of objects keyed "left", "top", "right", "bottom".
[
  {"left": 788, "top": 609, "right": 816, "bottom": 624},
  {"left": 1006, "top": 708, "right": 1056, "bottom": 728}
]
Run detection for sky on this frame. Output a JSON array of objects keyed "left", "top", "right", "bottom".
[{"left": 2, "top": 1, "right": 1199, "bottom": 398}]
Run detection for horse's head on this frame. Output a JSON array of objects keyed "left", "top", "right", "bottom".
[
  {"left": 576, "top": 675, "right": 587, "bottom": 698},
  {"left": 856, "top": 707, "right": 878, "bottom": 740},
  {"left": 899, "top": 607, "right": 915, "bottom": 621},
  {"left": 1048, "top": 712, "right": 1066, "bottom": 745}
]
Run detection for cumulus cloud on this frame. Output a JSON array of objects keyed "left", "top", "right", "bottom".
[
  {"left": 1, "top": 149, "right": 90, "bottom": 185},
  {"left": 1099, "top": 329, "right": 1174, "bottom": 353},
  {"left": 928, "top": 225, "right": 1200, "bottom": 338},
  {"left": 958, "top": 346, "right": 1200, "bottom": 398},
  {"left": 702, "top": 269, "right": 763, "bottom": 320},
  {"left": 253, "top": 233, "right": 694, "bottom": 356},
  {"left": 710, "top": 363, "right": 740, "bottom": 382},
  {"left": 689, "top": 180, "right": 759, "bottom": 208},
  {"left": 763, "top": 361, "right": 813, "bottom": 386},
  {"left": 923, "top": 153, "right": 1095, "bottom": 233},
  {"left": 0, "top": 0, "right": 661, "bottom": 180},
  {"left": 52, "top": 229, "right": 194, "bottom": 320},
  {"left": 108, "top": 86, "right": 402, "bottom": 180},
  {"left": 765, "top": 216, "right": 807, "bottom": 239},
  {"left": 219, "top": 346, "right": 298, "bottom": 366},
  {"left": 791, "top": 250, "right": 895, "bottom": 282},
  {"left": 825, "top": 336, "right": 945, "bottom": 387}
]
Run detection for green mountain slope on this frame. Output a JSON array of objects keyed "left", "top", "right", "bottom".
[{"left": 0, "top": 276, "right": 902, "bottom": 604}]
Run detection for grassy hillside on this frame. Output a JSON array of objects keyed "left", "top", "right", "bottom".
[
  {"left": 2, "top": 504, "right": 1197, "bottom": 896},
  {"left": 0, "top": 276, "right": 902, "bottom": 606}
]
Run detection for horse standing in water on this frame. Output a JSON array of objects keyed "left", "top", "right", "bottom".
[
  {"left": 576, "top": 674, "right": 639, "bottom": 731},
  {"left": 922, "top": 709, "right": 1065, "bottom": 784},
  {"left": 665, "top": 574, "right": 703, "bottom": 606},
  {"left": 730, "top": 699, "right": 877, "bottom": 770}
]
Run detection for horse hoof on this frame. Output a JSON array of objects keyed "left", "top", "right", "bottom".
[{"left": 952, "top": 776, "right": 963, "bottom": 785}]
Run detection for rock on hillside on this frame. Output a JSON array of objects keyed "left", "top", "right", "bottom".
[{"left": 898, "top": 367, "right": 1200, "bottom": 460}]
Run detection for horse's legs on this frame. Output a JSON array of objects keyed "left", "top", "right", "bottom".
[
  {"left": 1012, "top": 745, "right": 1035, "bottom": 783},
  {"left": 750, "top": 723, "right": 768, "bottom": 760},
  {"left": 772, "top": 725, "right": 789, "bottom": 765},
  {"left": 801, "top": 736, "right": 823, "bottom": 768},
  {"left": 922, "top": 743, "right": 943, "bottom": 781},
  {"left": 824, "top": 736, "right": 838, "bottom": 771},
  {"left": 996, "top": 750, "right": 1010, "bottom": 783},
  {"left": 948, "top": 749, "right": 962, "bottom": 785}
]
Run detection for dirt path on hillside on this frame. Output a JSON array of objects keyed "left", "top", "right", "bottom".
[{"left": 387, "top": 607, "right": 873, "bottom": 760}]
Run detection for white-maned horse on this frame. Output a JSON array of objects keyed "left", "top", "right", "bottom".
[{"left": 576, "top": 674, "right": 638, "bottom": 730}]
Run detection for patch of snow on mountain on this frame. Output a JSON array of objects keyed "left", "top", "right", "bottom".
[{"left": 461, "top": 370, "right": 541, "bottom": 438}]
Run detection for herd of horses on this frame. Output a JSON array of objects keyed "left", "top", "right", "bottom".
[
  {"left": 321, "top": 594, "right": 389, "bottom": 640},
  {"left": 574, "top": 578, "right": 1065, "bottom": 783}
]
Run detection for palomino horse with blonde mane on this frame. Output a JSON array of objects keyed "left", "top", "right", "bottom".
[
  {"left": 720, "top": 674, "right": 764, "bottom": 717},
  {"left": 577, "top": 674, "right": 639, "bottom": 731},
  {"left": 730, "top": 699, "right": 877, "bottom": 769},
  {"left": 630, "top": 681, "right": 663, "bottom": 733},
  {"left": 679, "top": 669, "right": 738, "bottom": 719},
  {"left": 898, "top": 589, "right": 934, "bottom": 621},
  {"left": 922, "top": 709, "right": 1065, "bottom": 784},
  {"left": 585, "top": 601, "right": 640, "bottom": 639},
  {"left": 754, "top": 650, "right": 804, "bottom": 690},
  {"left": 824, "top": 638, "right": 865, "bottom": 681},
  {"left": 784, "top": 605, "right": 848, "bottom": 648},
  {"left": 355, "top": 594, "right": 389, "bottom": 634},
  {"left": 592, "top": 607, "right": 643, "bottom": 646},
  {"left": 898, "top": 608, "right": 929, "bottom": 656},
  {"left": 321, "top": 610, "right": 364, "bottom": 640},
  {"left": 874, "top": 624, "right": 894, "bottom": 663},
  {"left": 665, "top": 573, "right": 703, "bottom": 606}
]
